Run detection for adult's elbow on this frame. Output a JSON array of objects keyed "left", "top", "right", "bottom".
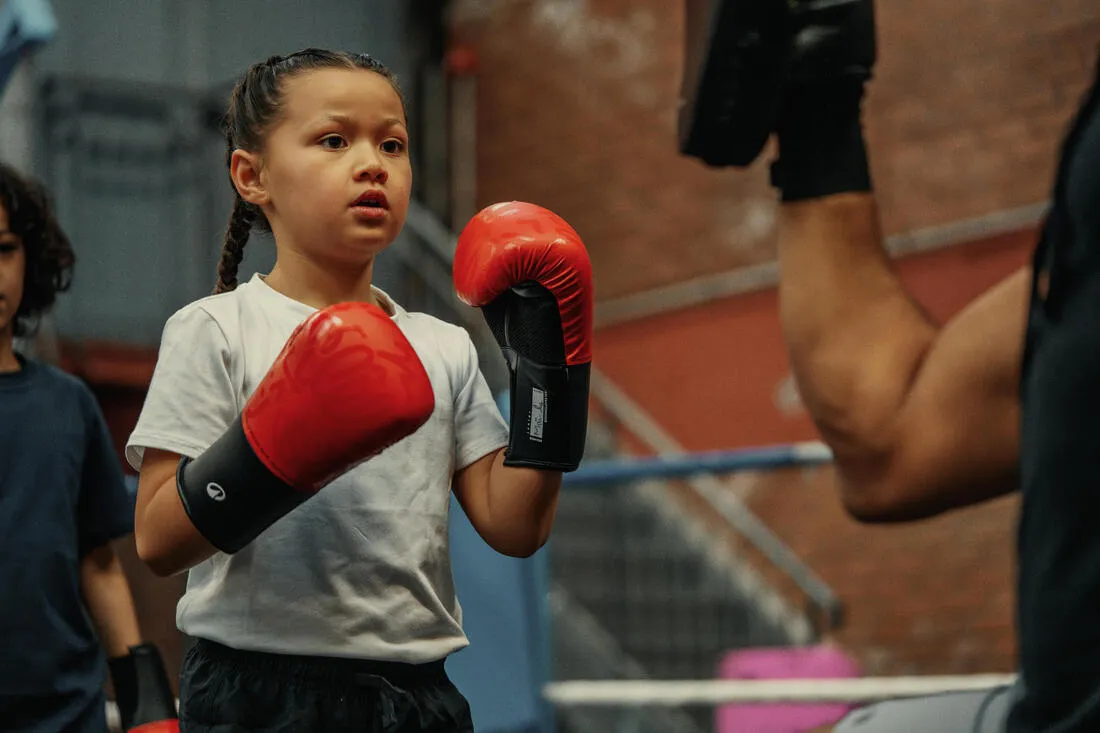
[
  {"left": 835, "top": 464, "right": 944, "bottom": 524},
  {"left": 832, "top": 452, "right": 912, "bottom": 524},
  {"left": 839, "top": 488, "right": 902, "bottom": 524}
]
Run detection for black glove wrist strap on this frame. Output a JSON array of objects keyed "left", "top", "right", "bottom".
[
  {"left": 108, "top": 643, "right": 178, "bottom": 728},
  {"left": 177, "top": 415, "right": 307, "bottom": 555},
  {"left": 503, "top": 356, "right": 590, "bottom": 473}
]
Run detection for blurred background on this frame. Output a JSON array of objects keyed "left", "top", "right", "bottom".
[{"left": 3, "top": 1, "right": 1099, "bottom": 732}]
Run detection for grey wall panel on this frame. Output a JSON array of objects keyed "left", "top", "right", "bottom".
[{"left": 22, "top": 0, "right": 415, "bottom": 345}]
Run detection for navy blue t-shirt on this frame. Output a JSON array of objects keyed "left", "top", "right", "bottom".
[{"left": 0, "top": 353, "right": 133, "bottom": 732}]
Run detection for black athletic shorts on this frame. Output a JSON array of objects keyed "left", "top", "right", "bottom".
[{"left": 178, "top": 638, "right": 474, "bottom": 733}]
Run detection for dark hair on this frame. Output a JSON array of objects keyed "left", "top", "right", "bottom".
[
  {"left": 214, "top": 48, "right": 406, "bottom": 294},
  {"left": 0, "top": 163, "right": 74, "bottom": 337}
]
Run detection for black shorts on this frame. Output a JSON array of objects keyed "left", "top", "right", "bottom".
[{"left": 179, "top": 638, "right": 474, "bottom": 733}]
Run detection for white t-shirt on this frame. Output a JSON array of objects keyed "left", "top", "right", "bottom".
[{"left": 126, "top": 273, "right": 509, "bottom": 663}]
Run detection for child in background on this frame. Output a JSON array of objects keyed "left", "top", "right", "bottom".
[{"left": 0, "top": 162, "right": 178, "bottom": 732}]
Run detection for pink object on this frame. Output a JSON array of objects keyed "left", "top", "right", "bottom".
[{"left": 715, "top": 645, "right": 861, "bottom": 733}]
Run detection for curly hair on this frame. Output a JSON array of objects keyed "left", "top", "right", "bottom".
[
  {"left": 213, "top": 48, "right": 406, "bottom": 294},
  {"left": 0, "top": 163, "right": 74, "bottom": 337}
]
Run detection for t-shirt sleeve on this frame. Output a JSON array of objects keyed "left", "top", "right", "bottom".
[
  {"left": 453, "top": 333, "right": 509, "bottom": 471},
  {"left": 125, "top": 306, "right": 239, "bottom": 471},
  {"left": 77, "top": 385, "right": 134, "bottom": 556}
]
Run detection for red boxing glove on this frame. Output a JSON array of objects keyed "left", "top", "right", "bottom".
[
  {"left": 454, "top": 201, "right": 593, "bottom": 471},
  {"left": 177, "top": 302, "right": 435, "bottom": 553}
]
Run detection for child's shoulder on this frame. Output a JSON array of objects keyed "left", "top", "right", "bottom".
[
  {"left": 26, "top": 359, "right": 97, "bottom": 411},
  {"left": 169, "top": 287, "right": 246, "bottom": 323},
  {"left": 161, "top": 285, "right": 257, "bottom": 341},
  {"left": 37, "top": 360, "right": 87, "bottom": 391}
]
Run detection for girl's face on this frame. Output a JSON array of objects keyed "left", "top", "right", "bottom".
[{"left": 234, "top": 67, "right": 411, "bottom": 268}]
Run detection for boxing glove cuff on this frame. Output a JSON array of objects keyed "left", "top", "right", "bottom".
[
  {"left": 108, "top": 643, "right": 178, "bottom": 730},
  {"left": 504, "top": 357, "right": 590, "bottom": 472},
  {"left": 177, "top": 415, "right": 308, "bottom": 554}
]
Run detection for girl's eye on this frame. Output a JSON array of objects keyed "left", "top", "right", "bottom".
[
  {"left": 382, "top": 139, "right": 406, "bottom": 155},
  {"left": 320, "top": 135, "right": 347, "bottom": 150}
]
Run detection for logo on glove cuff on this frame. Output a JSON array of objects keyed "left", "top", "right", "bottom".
[
  {"left": 206, "top": 482, "right": 227, "bottom": 502},
  {"left": 528, "top": 387, "right": 546, "bottom": 442}
]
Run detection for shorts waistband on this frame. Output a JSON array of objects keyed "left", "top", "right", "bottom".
[{"left": 190, "top": 638, "right": 448, "bottom": 688}]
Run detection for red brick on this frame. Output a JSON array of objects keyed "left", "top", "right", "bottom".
[{"left": 454, "top": 0, "right": 1100, "bottom": 297}]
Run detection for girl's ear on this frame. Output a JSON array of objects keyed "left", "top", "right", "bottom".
[{"left": 230, "top": 149, "right": 269, "bottom": 206}]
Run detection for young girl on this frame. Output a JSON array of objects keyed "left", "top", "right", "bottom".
[{"left": 126, "top": 49, "right": 593, "bottom": 732}]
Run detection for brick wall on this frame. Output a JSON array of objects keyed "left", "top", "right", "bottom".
[
  {"left": 591, "top": 228, "right": 1032, "bottom": 675},
  {"left": 450, "top": 0, "right": 1100, "bottom": 677},
  {"left": 449, "top": 0, "right": 1100, "bottom": 299},
  {"left": 601, "top": 229, "right": 1031, "bottom": 676}
]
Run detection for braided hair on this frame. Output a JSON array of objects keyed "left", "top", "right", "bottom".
[{"left": 213, "top": 49, "right": 405, "bottom": 294}]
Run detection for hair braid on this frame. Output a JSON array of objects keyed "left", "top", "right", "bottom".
[{"left": 214, "top": 197, "right": 255, "bottom": 294}]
